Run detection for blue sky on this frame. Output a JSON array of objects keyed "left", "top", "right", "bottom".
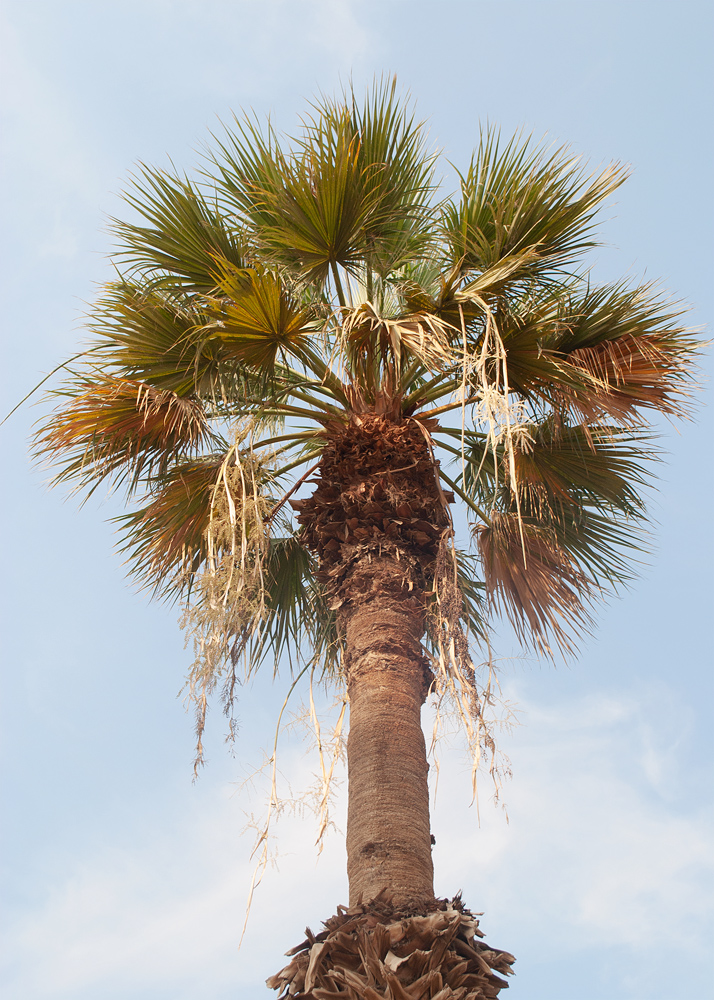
[{"left": 1, "top": 2, "right": 712, "bottom": 998}]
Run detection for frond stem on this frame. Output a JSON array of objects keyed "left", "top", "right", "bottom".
[
  {"left": 266, "top": 458, "right": 322, "bottom": 522},
  {"left": 292, "top": 344, "right": 347, "bottom": 401},
  {"left": 403, "top": 374, "right": 461, "bottom": 412},
  {"left": 272, "top": 449, "right": 324, "bottom": 479},
  {"left": 250, "top": 430, "right": 324, "bottom": 451},
  {"left": 438, "top": 469, "right": 492, "bottom": 525},
  {"left": 419, "top": 395, "right": 480, "bottom": 420},
  {"left": 330, "top": 262, "right": 347, "bottom": 310}
]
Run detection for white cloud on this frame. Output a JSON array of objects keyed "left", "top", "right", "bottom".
[
  {"left": 1, "top": 777, "right": 347, "bottom": 1000},
  {"left": 2, "top": 685, "right": 711, "bottom": 999},
  {"left": 431, "top": 684, "right": 714, "bottom": 976}
]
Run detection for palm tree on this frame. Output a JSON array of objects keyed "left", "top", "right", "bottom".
[{"left": 35, "top": 79, "right": 697, "bottom": 998}]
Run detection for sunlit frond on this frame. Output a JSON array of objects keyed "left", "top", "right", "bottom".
[
  {"left": 564, "top": 332, "right": 696, "bottom": 421},
  {"left": 202, "top": 260, "right": 319, "bottom": 369},
  {"left": 493, "top": 281, "right": 698, "bottom": 422},
  {"left": 211, "top": 77, "right": 436, "bottom": 287},
  {"left": 35, "top": 374, "right": 211, "bottom": 497}
]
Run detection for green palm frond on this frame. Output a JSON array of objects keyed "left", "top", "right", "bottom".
[
  {"left": 462, "top": 420, "right": 654, "bottom": 596},
  {"left": 212, "top": 109, "right": 374, "bottom": 287},
  {"left": 202, "top": 260, "right": 320, "bottom": 370},
  {"left": 440, "top": 127, "right": 628, "bottom": 283},
  {"left": 249, "top": 533, "right": 341, "bottom": 678},
  {"left": 114, "top": 166, "right": 245, "bottom": 293},
  {"left": 211, "top": 78, "right": 436, "bottom": 289},
  {"left": 116, "top": 455, "right": 229, "bottom": 596},
  {"left": 491, "top": 281, "right": 696, "bottom": 422},
  {"left": 90, "top": 281, "right": 220, "bottom": 394},
  {"left": 329, "top": 76, "right": 437, "bottom": 276}
]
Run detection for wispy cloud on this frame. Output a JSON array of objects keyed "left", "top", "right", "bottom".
[
  {"left": 1, "top": 780, "right": 346, "bottom": 1000},
  {"left": 3, "top": 684, "right": 711, "bottom": 999},
  {"left": 432, "top": 683, "right": 714, "bottom": 993}
]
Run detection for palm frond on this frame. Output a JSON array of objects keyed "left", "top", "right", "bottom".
[
  {"left": 493, "top": 281, "right": 698, "bottom": 422},
  {"left": 476, "top": 512, "right": 594, "bottom": 657},
  {"left": 116, "top": 455, "right": 228, "bottom": 596},
  {"left": 463, "top": 420, "right": 654, "bottom": 589},
  {"left": 440, "top": 126, "right": 628, "bottom": 282},
  {"left": 249, "top": 533, "right": 341, "bottom": 678},
  {"left": 564, "top": 332, "right": 696, "bottom": 421},
  {"left": 35, "top": 374, "right": 211, "bottom": 498},
  {"left": 202, "top": 260, "right": 320, "bottom": 369},
  {"left": 341, "top": 300, "right": 455, "bottom": 373},
  {"left": 114, "top": 166, "right": 245, "bottom": 293},
  {"left": 551, "top": 283, "right": 698, "bottom": 420},
  {"left": 323, "top": 75, "right": 437, "bottom": 275},
  {"left": 90, "top": 281, "right": 221, "bottom": 394},
  {"left": 211, "top": 77, "right": 437, "bottom": 287}
]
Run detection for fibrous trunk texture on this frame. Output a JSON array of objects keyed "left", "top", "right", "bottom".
[
  {"left": 341, "top": 553, "right": 434, "bottom": 907},
  {"left": 292, "top": 414, "right": 450, "bottom": 906},
  {"left": 281, "top": 414, "right": 515, "bottom": 996},
  {"left": 267, "top": 893, "right": 515, "bottom": 999}
]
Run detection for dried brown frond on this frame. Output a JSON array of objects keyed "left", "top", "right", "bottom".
[
  {"left": 428, "top": 535, "right": 513, "bottom": 807},
  {"left": 117, "top": 456, "right": 225, "bottom": 593},
  {"left": 181, "top": 444, "right": 272, "bottom": 774},
  {"left": 268, "top": 894, "right": 514, "bottom": 999},
  {"left": 342, "top": 300, "right": 455, "bottom": 370},
  {"left": 36, "top": 374, "right": 209, "bottom": 495},
  {"left": 563, "top": 330, "right": 698, "bottom": 422},
  {"left": 476, "top": 512, "right": 594, "bottom": 657}
]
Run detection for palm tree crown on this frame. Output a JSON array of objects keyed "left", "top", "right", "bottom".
[{"left": 35, "top": 78, "right": 698, "bottom": 995}]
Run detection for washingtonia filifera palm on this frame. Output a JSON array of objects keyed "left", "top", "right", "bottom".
[{"left": 35, "top": 79, "right": 698, "bottom": 999}]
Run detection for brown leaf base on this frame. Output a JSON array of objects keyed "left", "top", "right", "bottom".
[{"left": 267, "top": 893, "right": 515, "bottom": 999}]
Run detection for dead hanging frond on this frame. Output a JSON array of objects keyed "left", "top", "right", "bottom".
[
  {"left": 427, "top": 532, "right": 514, "bottom": 808},
  {"left": 307, "top": 670, "right": 348, "bottom": 855},
  {"left": 341, "top": 300, "right": 455, "bottom": 371},
  {"left": 237, "top": 667, "right": 347, "bottom": 946},
  {"left": 180, "top": 431, "right": 273, "bottom": 775},
  {"left": 476, "top": 511, "right": 595, "bottom": 658},
  {"left": 457, "top": 296, "right": 528, "bottom": 542}
]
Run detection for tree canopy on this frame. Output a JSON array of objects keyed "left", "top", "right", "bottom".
[{"left": 35, "top": 78, "right": 698, "bottom": 776}]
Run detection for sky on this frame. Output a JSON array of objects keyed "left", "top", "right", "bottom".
[{"left": 0, "top": 2, "right": 712, "bottom": 998}]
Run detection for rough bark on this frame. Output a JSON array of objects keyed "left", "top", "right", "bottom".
[
  {"left": 292, "top": 414, "right": 452, "bottom": 908},
  {"left": 272, "top": 413, "right": 517, "bottom": 995},
  {"left": 339, "top": 554, "right": 435, "bottom": 908}
]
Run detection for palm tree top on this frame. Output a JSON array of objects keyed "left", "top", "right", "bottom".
[{"left": 34, "top": 78, "right": 699, "bottom": 769}]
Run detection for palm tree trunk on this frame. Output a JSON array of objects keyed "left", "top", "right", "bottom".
[{"left": 339, "top": 553, "right": 435, "bottom": 909}]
